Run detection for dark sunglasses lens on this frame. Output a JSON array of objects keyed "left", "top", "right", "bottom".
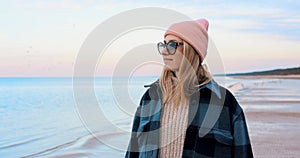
[
  {"left": 157, "top": 42, "right": 165, "bottom": 54},
  {"left": 167, "top": 42, "right": 176, "bottom": 54}
]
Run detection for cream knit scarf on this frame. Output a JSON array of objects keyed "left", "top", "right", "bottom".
[{"left": 159, "top": 101, "right": 189, "bottom": 158}]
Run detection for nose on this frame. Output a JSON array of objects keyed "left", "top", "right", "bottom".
[{"left": 161, "top": 47, "right": 169, "bottom": 55}]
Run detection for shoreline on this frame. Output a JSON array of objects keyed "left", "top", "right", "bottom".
[
  {"left": 43, "top": 109, "right": 300, "bottom": 158},
  {"left": 19, "top": 76, "right": 300, "bottom": 158}
]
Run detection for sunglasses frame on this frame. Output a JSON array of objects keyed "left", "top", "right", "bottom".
[{"left": 157, "top": 41, "right": 183, "bottom": 55}]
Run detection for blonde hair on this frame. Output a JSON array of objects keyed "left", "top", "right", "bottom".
[{"left": 159, "top": 42, "right": 212, "bottom": 107}]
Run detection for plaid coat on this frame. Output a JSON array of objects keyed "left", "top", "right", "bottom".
[{"left": 125, "top": 80, "right": 253, "bottom": 158}]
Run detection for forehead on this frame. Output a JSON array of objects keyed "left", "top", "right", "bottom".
[{"left": 164, "top": 34, "right": 182, "bottom": 42}]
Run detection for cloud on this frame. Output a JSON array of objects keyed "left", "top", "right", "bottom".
[
  {"left": 165, "top": 1, "right": 299, "bottom": 40},
  {"left": 277, "top": 18, "right": 300, "bottom": 23},
  {"left": 14, "top": 0, "right": 87, "bottom": 10},
  {"left": 2, "top": 0, "right": 299, "bottom": 76}
]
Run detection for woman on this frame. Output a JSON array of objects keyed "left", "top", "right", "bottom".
[{"left": 125, "top": 19, "right": 253, "bottom": 158}]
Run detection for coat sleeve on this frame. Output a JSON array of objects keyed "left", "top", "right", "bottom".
[
  {"left": 125, "top": 105, "right": 141, "bottom": 158},
  {"left": 232, "top": 110, "right": 254, "bottom": 158},
  {"left": 126, "top": 88, "right": 151, "bottom": 158}
]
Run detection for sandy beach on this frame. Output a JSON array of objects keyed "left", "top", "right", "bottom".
[
  {"left": 246, "top": 111, "right": 300, "bottom": 158},
  {"left": 232, "top": 75, "right": 300, "bottom": 158}
]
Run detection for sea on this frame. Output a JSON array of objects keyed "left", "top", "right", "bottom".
[{"left": 1, "top": 76, "right": 291, "bottom": 157}]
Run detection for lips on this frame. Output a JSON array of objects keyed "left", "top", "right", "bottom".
[{"left": 163, "top": 58, "right": 173, "bottom": 62}]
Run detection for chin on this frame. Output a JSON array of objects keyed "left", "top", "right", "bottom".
[{"left": 164, "top": 65, "right": 178, "bottom": 71}]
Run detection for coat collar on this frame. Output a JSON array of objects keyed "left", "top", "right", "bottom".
[
  {"left": 144, "top": 79, "right": 222, "bottom": 99},
  {"left": 200, "top": 79, "right": 222, "bottom": 99}
]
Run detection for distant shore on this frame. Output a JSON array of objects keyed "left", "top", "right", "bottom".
[
  {"left": 231, "top": 74, "right": 300, "bottom": 80},
  {"left": 225, "top": 66, "right": 300, "bottom": 80}
]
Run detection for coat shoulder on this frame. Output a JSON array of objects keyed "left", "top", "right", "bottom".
[{"left": 217, "top": 85, "right": 244, "bottom": 117}]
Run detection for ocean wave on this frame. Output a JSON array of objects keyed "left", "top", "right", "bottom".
[
  {"left": 227, "top": 82, "right": 247, "bottom": 92},
  {"left": 23, "top": 120, "right": 132, "bottom": 158},
  {"left": 0, "top": 136, "right": 44, "bottom": 150},
  {"left": 23, "top": 135, "right": 87, "bottom": 158}
]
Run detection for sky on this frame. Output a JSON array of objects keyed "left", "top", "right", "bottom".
[{"left": 1, "top": 0, "right": 299, "bottom": 77}]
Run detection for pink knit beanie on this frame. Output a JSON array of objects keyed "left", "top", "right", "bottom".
[{"left": 164, "top": 19, "right": 209, "bottom": 62}]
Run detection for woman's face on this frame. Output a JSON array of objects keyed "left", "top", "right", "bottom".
[{"left": 162, "top": 35, "right": 184, "bottom": 71}]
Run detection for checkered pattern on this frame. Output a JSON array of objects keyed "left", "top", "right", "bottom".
[{"left": 125, "top": 80, "right": 253, "bottom": 158}]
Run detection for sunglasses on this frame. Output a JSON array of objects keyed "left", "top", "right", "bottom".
[{"left": 157, "top": 41, "right": 183, "bottom": 55}]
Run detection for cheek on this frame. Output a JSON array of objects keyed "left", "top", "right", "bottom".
[
  {"left": 172, "top": 55, "right": 182, "bottom": 69},
  {"left": 175, "top": 53, "right": 183, "bottom": 64},
  {"left": 174, "top": 58, "right": 182, "bottom": 66}
]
